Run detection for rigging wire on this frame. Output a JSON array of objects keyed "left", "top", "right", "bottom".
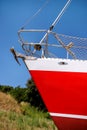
[{"left": 21, "top": 0, "right": 50, "bottom": 29}]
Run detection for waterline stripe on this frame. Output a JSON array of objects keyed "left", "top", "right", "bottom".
[{"left": 50, "top": 112, "right": 87, "bottom": 120}]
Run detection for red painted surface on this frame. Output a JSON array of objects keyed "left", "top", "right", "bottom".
[
  {"left": 29, "top": 70, "right": 87, "bottom": 129},
  {"left": 51, "top": 116, "right": 87, "bottom": 130}
]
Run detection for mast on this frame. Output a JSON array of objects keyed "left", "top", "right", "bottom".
[{"left": 40, "top": 0, "right": 72, "bottom": 44}]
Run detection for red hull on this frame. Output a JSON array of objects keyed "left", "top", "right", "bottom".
[
  {"left": 52, "top": 116, "right": 87, "bottom": 130},
  {"left": 30, "top": 70, "right": 87, "bottom": 130}
]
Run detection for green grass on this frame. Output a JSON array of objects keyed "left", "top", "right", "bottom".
[{"left": 0, "top": 103, "right": 58, "bottom": 130}]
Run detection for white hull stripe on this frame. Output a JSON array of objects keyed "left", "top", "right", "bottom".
[
  {"left": 49, "top": 112, "right": 87, "bottom": 120},
  {"left": 25, "top": 59, "right": 87, "bottom": 73}
]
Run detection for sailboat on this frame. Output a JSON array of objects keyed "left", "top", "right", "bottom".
[{"left": 10, "top": 0, "right": 87, "bottom": 129}]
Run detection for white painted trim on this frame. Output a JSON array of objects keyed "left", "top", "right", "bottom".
[
  {"left": 25, "top": 58, "right": 87, "bottom": 73},
  {"left": 50, "top": 112, "right": 87, "bottom": 120}
]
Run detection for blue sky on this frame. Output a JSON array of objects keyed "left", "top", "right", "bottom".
[{"left": 0, "top": 0, "right": 87, "bottom": 87}]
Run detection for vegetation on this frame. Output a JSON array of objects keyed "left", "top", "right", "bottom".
[
  {"left": 0, "top": 107, "right": 57, "bottom": 130},
  {"left": 0, "top": 92, "right": 21, "bottom": 113},
  {"left": 0, "top": 79, "right": 57, "bottom": 129},
  {"left": 0, "top": 91, "right": 57, "bottom": 130},
  {"left": 0, "top": 79, "right": 46, "bottom": 111}
]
